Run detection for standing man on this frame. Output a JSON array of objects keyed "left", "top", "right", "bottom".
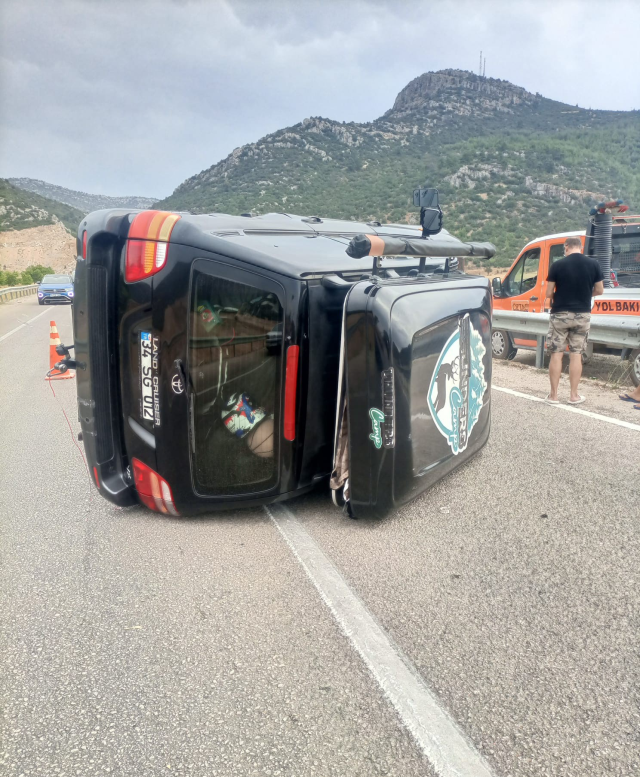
[{"left": 545, "top": 236, "right": 604, "bottom": 405}]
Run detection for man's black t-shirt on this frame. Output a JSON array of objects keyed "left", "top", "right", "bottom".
[{"left": 547, "top": 253, "right": 604, "bottom": 313}]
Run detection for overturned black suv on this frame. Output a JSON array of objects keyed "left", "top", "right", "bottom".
[{"left": 71, "top": 193, "right": 495, "bottom": 518}]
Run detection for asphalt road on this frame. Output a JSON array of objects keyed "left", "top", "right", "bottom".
[{"left": 1, "top": 296, "right": 639, "bottom": 777}]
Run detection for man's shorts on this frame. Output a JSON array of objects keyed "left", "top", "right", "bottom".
[{"left": 546, "top": 312, "right": 591, "bottom": 353}]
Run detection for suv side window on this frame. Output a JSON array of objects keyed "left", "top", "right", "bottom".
[{"left": 503, "top": 248, "right": 540, "bottom": 297}]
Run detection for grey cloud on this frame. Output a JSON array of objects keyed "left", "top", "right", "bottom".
[{"left": 1, "top": 0, "right": 638, "bottom": 197}]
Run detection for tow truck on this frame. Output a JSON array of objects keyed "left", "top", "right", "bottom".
[{"left": 490, "top": 210, "right": 640, "bottom": 385}]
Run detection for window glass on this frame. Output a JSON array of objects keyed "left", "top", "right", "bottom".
[
  {"left": 549, "top": 243, "right": 565, "bottom": 267},
  {"left": 42, "top": 275, "right": 72, "bottom": 283},
  {"left": 503, "top": 256, "right": 524, "bottom": 297},
  {"left": 189, "top": 269, "right": 282, "bottom": 495},
  {"left": 612, "top": 234, "right": 640, "bottom": 287},
  {"left": 502, "top": 249, "right": 540, "bottom": 297},
  {"left": 521, "top": 249, "right": 540, "bottom": 292}
]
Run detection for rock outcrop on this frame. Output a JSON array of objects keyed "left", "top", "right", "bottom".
[{"left": 389, "top": 69, "right": 539, "bottom": 117}]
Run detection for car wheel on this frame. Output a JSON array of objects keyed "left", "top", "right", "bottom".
[
  {"left": 629, "top": 349, "right": 640, "bottom": 388},
  {"left": 38, "top": 299, "right": 44, "bottom": 305},
  {"left": 491, "top": 329, "right": 517, "bottom": 360}
]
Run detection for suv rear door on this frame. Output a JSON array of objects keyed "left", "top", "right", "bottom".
[
  {"left": 333, "top": 274, "right": 492, "bottom": 519},
  {"left": 181, "top": 258, "right": 290, "bottom": 505}
]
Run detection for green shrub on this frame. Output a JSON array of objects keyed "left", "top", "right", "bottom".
[
  {"left": 20, "top": 272, "right": 34, "bottom": 285},
  {"left": 25, "top": 264, "right": 54, "bottom": 283},
  {"left": 5, "top": 271, "right": 21, "bottom": 286}
]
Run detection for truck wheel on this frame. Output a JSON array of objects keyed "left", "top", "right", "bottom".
[
  {"left": 491, "top": 329, "right": 517, "bottom": 361},
  {"left": 629, "top": 349, "right": 640, "bottom": 388}
]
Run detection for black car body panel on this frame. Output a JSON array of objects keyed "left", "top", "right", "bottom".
[
  {"left": 74, "top": 210, "right": 492, "bottom": 518},
  {"left": 341, "top": 278, "right": 491, "bottom": 519}
]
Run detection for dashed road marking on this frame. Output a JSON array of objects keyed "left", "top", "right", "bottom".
[
  {"left": 0, "top": 309, "right": 48, "bottom": 343},
  {"left": 493, "top": 385, "right": 640, "bottom": 432},
  {"left": 266, "top": 503, "right": 496, "bottom": 777}
]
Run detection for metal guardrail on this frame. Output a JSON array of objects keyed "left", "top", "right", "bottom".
[
  {"left": 0, "top": 284, "right": 38, "bottom": 303},
  {"left": 492, "top": 310, "right": 640, "bottom": 367}
]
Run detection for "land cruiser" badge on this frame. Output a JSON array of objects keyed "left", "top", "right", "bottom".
[{"left": 427, "top": 314, "right": 486, "bottom": 455}]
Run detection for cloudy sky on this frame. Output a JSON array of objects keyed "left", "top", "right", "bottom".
[{"left": 1, "top": 0, "right": 638, "bottom": 199}]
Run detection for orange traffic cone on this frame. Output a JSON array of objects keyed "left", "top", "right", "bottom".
[{"left": 46, "top": 320, "right": 75, "bottom": 381}]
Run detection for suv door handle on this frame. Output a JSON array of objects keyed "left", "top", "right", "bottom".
[{"left": 530, "top": 296, "right": 538, "bottom": 300}]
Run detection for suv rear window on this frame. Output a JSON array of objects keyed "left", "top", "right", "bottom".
[{"left": 189, "top": 268, "right": 282, "bottom": 495}]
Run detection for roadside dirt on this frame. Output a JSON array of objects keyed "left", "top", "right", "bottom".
[
  {"left": 0, "top": 223, "right": 76, "bottom": 275},
  {"left": 463, "top": 261, "right": 505, "bottom": 280},
  {"left": 493, "top": 354, "right": 639, "bottom": 425}
]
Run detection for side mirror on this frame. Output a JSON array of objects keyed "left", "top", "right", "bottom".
[
  {"left": 420, "top": 207, "right": 442, "bottom": 235},
  {"left": 413, "top": 187, "right": 439, "bottom": 208},
  {"left": 491, "top": 277, "right": 502, "bottom": 295}
]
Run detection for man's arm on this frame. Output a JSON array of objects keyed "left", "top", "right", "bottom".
[
  {"left": 545, "top": 280, "right": 555, "bottom": 309},
  {"left": 593, "top": 280, "right": 604, "bottom": 296}
]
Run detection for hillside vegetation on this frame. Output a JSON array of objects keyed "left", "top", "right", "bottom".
[
  {"left": 158, "top": 70, "right": 640, "bottom": 266},
  {"left": 0, "top": 179, "right": 85, "bottom": 234}
]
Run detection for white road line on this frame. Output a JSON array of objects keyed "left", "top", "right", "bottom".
[
  {"left": 493, "top": 385, "right": 640, "bottom": 432},
  {"left": 0, "top": 309, "right": 48, "bottom": 343},
  {"left": 266, "top": 504, "right": 496, "bottom": 777}
]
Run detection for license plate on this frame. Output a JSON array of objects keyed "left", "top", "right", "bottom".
[
  {"left": 49, "top": 294, "right": 61, "bottom": 298},
  {"left": 140, "top": 331, "right": 154, "bottom": 422}
]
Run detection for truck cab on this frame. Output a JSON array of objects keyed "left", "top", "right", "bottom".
[{"left": 491, "top": 218, "right": 640, "bottom": 361}]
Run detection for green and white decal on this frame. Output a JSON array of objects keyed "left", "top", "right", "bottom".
[{"left": 369, "top": 407, "right": 384, "bottom": 449}]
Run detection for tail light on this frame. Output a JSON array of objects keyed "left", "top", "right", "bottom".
[
  {"left": 610, "top": 271, "right": 619, "bottom": 287},
  {"left": 125, "top": 210, "right": 181, "bottom": 283},
  {"left": 131, "top": 458, "right": 179, "bottom": 516},
  {"left": 283, "top": 345, "right": 300, "bottom": 441},
  {"left": 82, "top": 230, "right": 87, "bottom": 259}
]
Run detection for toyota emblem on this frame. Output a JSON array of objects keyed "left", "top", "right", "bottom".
[{"left": 171, "top": 374, "right": 184, "bottom": 395}]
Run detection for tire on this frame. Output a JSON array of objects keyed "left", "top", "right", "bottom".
[
  {"left": 629, "top": 349, "right": 640, "bottom": 388},
  {"left": 491, "top": 329, "right": 517, "bottom": 361},
  {"left": 38, "top": 299, "right": 44, "bottom": 305}
]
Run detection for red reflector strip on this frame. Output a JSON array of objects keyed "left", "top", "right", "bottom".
[
  {"left": 283, "top": 345, "right": 299, "bottom": 441},
  {"left": 93, "top": 466, "right": 100, "bottom": 488},
  {"left": 82, "top": 230, "right": 87, "bottom": 259}
]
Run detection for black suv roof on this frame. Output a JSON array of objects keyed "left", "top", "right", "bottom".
[{"left": 167, "top": 211, "right": 468, "bottom": 279}]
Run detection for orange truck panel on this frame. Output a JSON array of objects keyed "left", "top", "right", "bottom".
[{"left": 493, "top": 233, "right": 640, "bottom": 318}]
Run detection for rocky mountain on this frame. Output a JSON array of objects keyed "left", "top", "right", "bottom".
[
  {"left": 8, "top": 178, "right": 157, "bottom": 214},
  {"left": 157, "top": 69, "right": 640, "bottom": 265},
  {"left": 0, "top": 179, "right": 85, "bottom": 234}
]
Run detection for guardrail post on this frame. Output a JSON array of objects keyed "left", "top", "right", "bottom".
[{"left": 535, "top": 335, "right": 545, "bottom": 369}]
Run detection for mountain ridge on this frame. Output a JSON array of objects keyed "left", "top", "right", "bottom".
[
  {"left": 8, "top": 178, "right": 158, "bottom": 214},
  {"left": 157, "top": 69, "right": 640, "bottom": 263},
  {"left": 0, "top": 179, "right": 85, "bottom": 234}
]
